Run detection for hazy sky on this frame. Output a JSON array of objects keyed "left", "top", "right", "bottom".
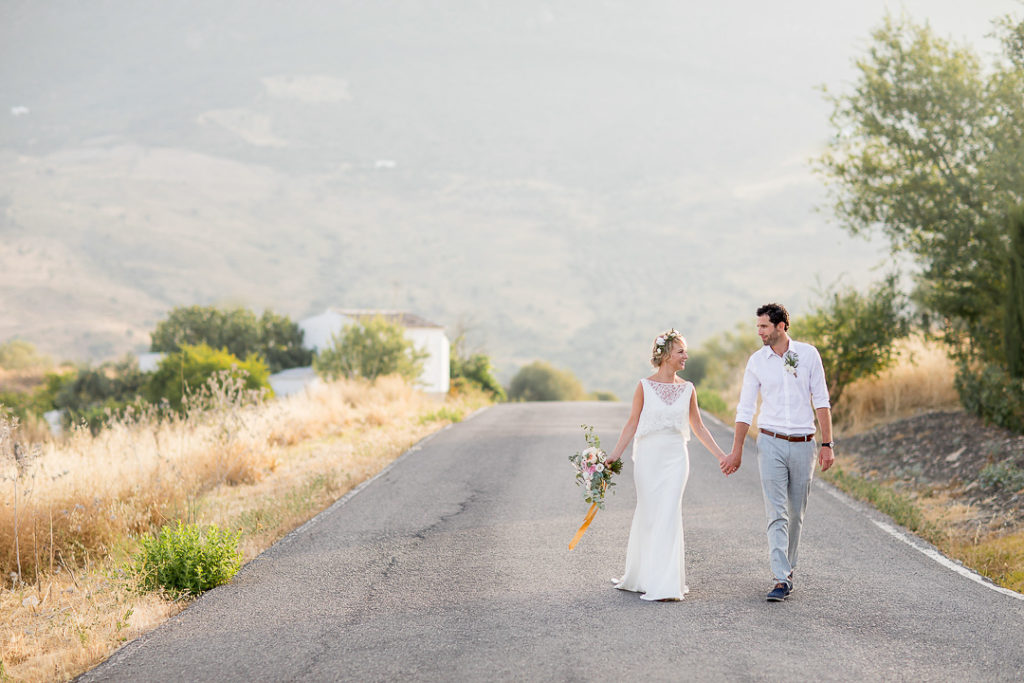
[{"left": 2, "top": 1, "right": 1021, "bottom": 392}]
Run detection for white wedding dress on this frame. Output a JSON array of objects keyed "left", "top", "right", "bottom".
[{"left": 614, "top": 378, "right": 692, "bottom": 601}]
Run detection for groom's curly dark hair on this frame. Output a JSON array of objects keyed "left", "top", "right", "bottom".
[{"left": 756, "top": 303, "right": 790, "bottom": 330}]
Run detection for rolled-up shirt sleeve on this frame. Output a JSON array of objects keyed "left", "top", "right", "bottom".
[
  {"left": 807, "top": 345, "right": 831, "bottom": 410},
  {"left": 735, "top": 356, "right": 760, "bottom": 424}
]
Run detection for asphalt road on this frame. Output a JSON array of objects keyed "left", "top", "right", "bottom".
[{"left": 81, "top": 402, "right": 1024, "bottom": 682}]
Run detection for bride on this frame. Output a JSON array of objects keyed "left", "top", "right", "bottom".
[{"left": 604, "top": 329, "right": 728, "bottom": 601}]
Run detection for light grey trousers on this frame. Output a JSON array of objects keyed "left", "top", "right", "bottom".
[{"left": 756, "top": 434, "right": 816, "bottom": 587}]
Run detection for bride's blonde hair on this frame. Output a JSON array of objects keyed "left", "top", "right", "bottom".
[{"left": 650, "top": 329, "right": 686, "bottom": 368}]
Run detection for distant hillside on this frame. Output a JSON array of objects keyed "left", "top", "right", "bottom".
[{"left": 0, "top": 0, "right": 920, "bottom": 397}]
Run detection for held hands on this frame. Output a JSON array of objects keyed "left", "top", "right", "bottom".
[{"left": 720, "top": 449, "right": 741, "bottom": 476}]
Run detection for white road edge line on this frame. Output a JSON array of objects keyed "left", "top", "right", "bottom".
[{"left": 820, "top": 483, "right": 1024, "bottom": 602}]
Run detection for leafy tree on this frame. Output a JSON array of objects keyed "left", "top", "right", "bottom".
[
  {"left": 449, "top": 334, "right": 505, "bottom": 400},
  {"left": 794, "top": 275, "right": 911, "bottom": 408},
  {"left": 507, "top": 361, "right": 586, "bottom": 402},
  {"left": 145, "top": 344, "right": 270, "bottom": 412},
  {"left": 151, "top": 306, "right": 257, "bottom": 357},
  {"left": 313, "top": 316, "right": 426, "bottom": 382},
  {"left": 151, "top": 305, "right": 310, "bottom": 374},
  {"left": 955, "top": 205, "right": 1024, "bottom": 433},
  {"left": 1006, "top": 206, "right": 1024, "bottom": 378},
  {"left": 817, "top": 13, "right": 1024, "bottom": 364},
  {"left": 255, "top": 310, "right": 314, "bottom": 374}
]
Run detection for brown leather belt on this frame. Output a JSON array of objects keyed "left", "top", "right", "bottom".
[{"left": 759, "top": 428, "right": 815, "bottom": 443}]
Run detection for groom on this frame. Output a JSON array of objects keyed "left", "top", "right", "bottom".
[{"left": 721, "top": 303, "right": 834, "bottom": 602}]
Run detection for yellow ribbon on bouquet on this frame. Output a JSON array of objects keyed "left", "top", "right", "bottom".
[{"left": 568, "top": 502, "right": 600, "bottom": 550}]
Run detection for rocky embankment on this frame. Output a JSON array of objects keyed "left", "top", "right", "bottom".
[{"left": 839, "top": 410, "right": 1024, "bottom": 532}]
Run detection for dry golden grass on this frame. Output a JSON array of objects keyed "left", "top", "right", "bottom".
[
  {"left": 836, "top": 336, "right": 960, "bottom": 435},
  {"left": 0, "top": 375, "right": 489, "bottom": 681},
  {"left": 948, "top": 528, "right": 1024, "bottom": 594}
]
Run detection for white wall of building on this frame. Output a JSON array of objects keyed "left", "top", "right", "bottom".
[{"left": 404, "top": 326, "right": 450, "bottom": 394}]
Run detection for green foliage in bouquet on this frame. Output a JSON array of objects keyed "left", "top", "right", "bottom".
[
  {"left": 130, "top": 521, "right": 242, "bottom": 597},
  {"left": 568, "top": 424, "right": 623, "bottom": 509}
]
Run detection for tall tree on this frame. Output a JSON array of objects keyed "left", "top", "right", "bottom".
[
  {"left": 151, "top": 305, "right": 310, "bottom": 373},
  {"left": 1006, "top": 206, "right": 1024, "bottom": 378},
  {"left": 256, "top": 310, "right": 314, "bottom": 374},
  {"left": 817, "top": 13, "right": 1024, "bottom": 363}
]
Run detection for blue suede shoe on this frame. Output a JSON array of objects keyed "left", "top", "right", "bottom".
[{"left": 766, "top": 582, "right": 791, "bottom": 602}]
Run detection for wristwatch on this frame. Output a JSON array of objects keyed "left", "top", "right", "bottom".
[{"left": 821, "top": 441, "right": 834, "bottom": 448}]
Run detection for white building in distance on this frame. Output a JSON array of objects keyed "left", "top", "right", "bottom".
[{"left": 298, "top": 309, "right": 450, "bottom": 394}]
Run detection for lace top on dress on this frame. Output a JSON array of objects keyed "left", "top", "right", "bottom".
[{"left": 635, "top": 379, "right": 692, "bottom": 441}]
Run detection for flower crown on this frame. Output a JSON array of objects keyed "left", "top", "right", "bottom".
[{"left": 653, "top": 329, "right": 684, "bottom": 359}]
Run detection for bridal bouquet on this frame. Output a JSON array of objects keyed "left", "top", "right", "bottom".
[
  {"left": 568, "top": 424, "right": 623, "bottom": 551},
  {"left": 568, "top": 424, "right": 623, "bottom": 509}
]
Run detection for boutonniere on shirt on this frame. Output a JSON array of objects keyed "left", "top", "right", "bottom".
[{"left": 783, "top": 350, "right": 799, "bottom": 377}]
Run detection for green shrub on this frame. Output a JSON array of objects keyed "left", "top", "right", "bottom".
[
  {"left": 50, "top": 358, "right": 149, "bottom": 432},
  {"left": 145, "top": 344, "right": 271, "bottom": 413},
  {"left": 131, "top": 521, "right": 242, "bottom": 597},
  {"left": 695, "top": 386, "right": 728, "bottom": 419},
  {"left": 450, "top": 342, "right": 505, "bottom": 400},
  {"left": 955, "top": 362, "right": 1024, "bottom": 434},
  {"left": 979, "top": 460, "right": 1024, "bottom": 493},
  {"left": 587, "top": 390, "right": 619, "bottom": 402},
  {"left": 507, "top": 361, "right": 585, "bottom": 401},
  {"left": 0, "top": 386, "right": 56, "bottom": 422},
  {"left": 314, "top": 316, "right": 426, "bottom": 382},
  {"left": 0, "top": 339, "right": 51, "bottom": 370}
]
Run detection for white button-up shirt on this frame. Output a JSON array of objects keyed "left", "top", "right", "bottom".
[{"left": 735, "top": 339, "right": 831, "bottom": 436}]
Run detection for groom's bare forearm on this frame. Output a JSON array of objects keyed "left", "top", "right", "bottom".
[
  {"left": 815, "top": 407, "right": 832, "bottom": 442},
  {"left": 732, "top": 422, "right": 750, "bottom": 455}
]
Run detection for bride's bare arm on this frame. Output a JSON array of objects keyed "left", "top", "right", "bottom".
[
  {"left": 606, "top": 382, "right": 643, "bottom": 463},
  {"left": 689, "top": 387, "right": 727, "bottom": 462}
]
